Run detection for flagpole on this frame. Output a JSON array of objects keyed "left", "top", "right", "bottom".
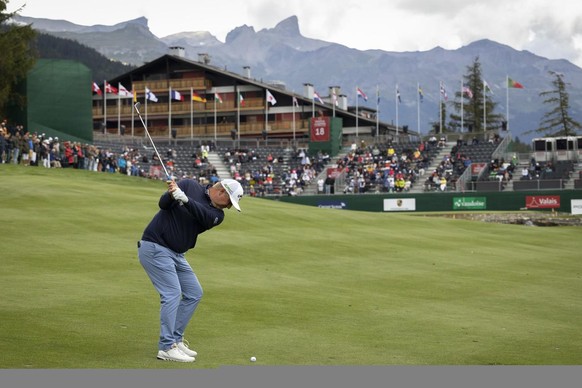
[
  {"left": 117, "top": 83, "right": 121, "bottom": 136},
  {"left": 214, "top": 93, "right": 217, "bottom": 143},
  {"left": 506, "top": 75, "right": 510, "bottom": 134},
  {"left": 376, "top": 85, "right": 379, "bottom": 139},
  {"left": 416, "top": 82, "right": 420, "bottom": 134},
  {"left": 292, "top": 96, "right": 296, "bottom": 145},
  {"left": 237, "top": 90, "right": 241, "bottom": 145},
  {"left": 265, "top": 90, "right": 268, "bottom": 137},
  {"left": 416, "top": 82, "right": 420, "bottom": 136},
  {"left": 168, "top": 86, "right": 172, "bottom": 141},
  {"left": 395, "top": 84, "right": 399, "bottom": 138},
  {"left": 103, "top": 80, "right": 107, "bottom": 135},
  {"left": 355, "top": 86, "right": 359, "bottom": 139},
  {"left": 461, "top": 79, "right": 465, "bottom": 133},
  {"left": 312, "top": 93, "right": 315, "bottom": 118},
  {"left": 483, "top": 80, "right": 486, "bottom": 137},
  {"left": 190, "top": 87, "right": 194, "bottom": 140},
  {"left": 439, "top": 81, "right": 443, "bottom": 134},
  {"left": 131, "top": 84, "right": 135, "bottom": 137}
]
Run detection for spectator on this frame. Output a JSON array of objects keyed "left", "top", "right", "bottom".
[
  {"left": 439, "top": 176, "right": 447, "bottom": 191},
  {"left": 0, "top": 126, "right": 6, "bottom": 163}
]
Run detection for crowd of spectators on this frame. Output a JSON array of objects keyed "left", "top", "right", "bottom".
[
  {"left": 331, "top": 139, "right": 436, "bottom": 194},
  {"left": 1, "top": 120, "right": 332, "bottom": 196},
  {"left": 1, "top": 119, "right": 524, "bottom": 196},
  {"left": 0, "top": 120, "right": 180, "bottom": 179},
  {"left": 221, "top": 147, "right": 329, "bottom": 196},
  {"left": 423, "top": 134, "right": 505, "bottom": 191},
  {"left": 0, "top": 119, "right": 441, "bottom": 196}
]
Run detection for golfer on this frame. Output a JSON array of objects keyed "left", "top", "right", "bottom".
[{"left": 138, "top": 178, "right": 243, "bottom": 362}]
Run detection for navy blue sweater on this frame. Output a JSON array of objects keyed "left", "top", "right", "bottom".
[{"left": 141, "top": 180, "right": 225, "bottom": 253}]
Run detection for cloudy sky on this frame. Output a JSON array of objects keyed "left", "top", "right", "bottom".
[{"left": 8, "top": 0, "right": 582, "bottom": 68}]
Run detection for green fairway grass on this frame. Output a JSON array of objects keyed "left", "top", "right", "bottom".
[{"left": 1, "top": 164, "right": 581, "bottom": 368}]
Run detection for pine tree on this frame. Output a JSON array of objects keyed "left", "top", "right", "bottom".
[
  {"left": 0, "top": 0, "right": 37, "bottom": 115},
  {"left": 534, "top": 71, "right": 581, "bottom": 136},
  {"left": 449, "top": 57, "right": 504, "bottom": 136}
]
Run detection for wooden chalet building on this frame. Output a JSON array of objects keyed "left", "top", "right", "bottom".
[{"left": 92, "top": 48, "right": 400, "bottom": 146}]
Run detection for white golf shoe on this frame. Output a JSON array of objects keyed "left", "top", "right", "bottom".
[
  {"left": 157, "top": 343, "right": 195, "bottom": 362},
  {"left": 177, "top": 340, "right": 198, "bottom": 357}
]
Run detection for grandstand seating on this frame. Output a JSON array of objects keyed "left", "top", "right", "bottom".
[
  {"left": 339, "top": 140, "right": 440, "bottom": 193},
  {"left": 215, "top": 146, "right": 328, "bottom": 196},
  {"left": 513, "top": 160, "right": 574, "bottom": 191},
  {"left": 87, "top": 133, "right": 579, "bottom": 195}
]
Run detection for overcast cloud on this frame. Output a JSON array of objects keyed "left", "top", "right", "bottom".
[{"left": 8, "top": 0, "right": 582, "bottom": 67}]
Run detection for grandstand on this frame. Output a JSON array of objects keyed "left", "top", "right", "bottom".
[{"left": 84, "top": 132, "right": 582, "bottom": 196}]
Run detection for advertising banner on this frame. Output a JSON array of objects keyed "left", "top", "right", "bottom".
[
  {"left": 525, "top": 195, "right": 560, "bottom": 209},
  {"left": 383, "top": 198, "right": 416, "bottom": 212},
  {"left": 471, "top": 163, "right": 487, "bottom": 175},
  {"left": 453, "top": 197, "right": 487, "bottom": 210},
  {"left": 571, "top": 199, "right": 582, "bottom": 215},
  {"left": 317, "top": 201, "right": 347, "bottom": 210}
]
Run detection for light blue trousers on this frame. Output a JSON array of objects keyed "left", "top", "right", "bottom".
[{"left": 138, "top": 240, "right": 203, "bottom": 351}]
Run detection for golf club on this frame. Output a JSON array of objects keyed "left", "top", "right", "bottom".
[
  {"left": 133, "top": 102, "right": 171, "bottom": 180},
  {"left": 134, "top": 102, "right": 183, "bottom": 205}
]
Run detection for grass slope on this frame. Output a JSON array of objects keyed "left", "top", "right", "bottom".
[{"left": 0, "top": 164, "right": 581, "bottom": 368}]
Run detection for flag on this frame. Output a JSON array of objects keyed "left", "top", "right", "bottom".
[
  {"left": 313, "top": 91, "right": 324, "bottom": 104},
  {"left": 418, "top": 85, "right": 424, "bottom": 102},
  {"left": 440, "top": 81, "right": 448, "bottom": 101},
  {"left": 483, "top": 79, "right": 494, "bottom": 94},
  {"left": 332, "top": 90, "right": 338, "bottom": 106},
  {"left": 118, "top": 83, "right": 133, "bottom": 97},
  {"left": 133, "top": 87, "right": 137, "bottom": 103},
  {"left": 508, "top": 77, "right": 524, "bottom": 89},
  {"left": 170, "top": 90, "right": 184, "bottom": 101},
  {"left": 104, "top": 82, "right": 118, "bottom": 94},
  {"left": 92, "top": 82, "right": 102, "bottom": 95},
  {"left": 145, "top": 88, "right": 158, "bottom": 102},
  {"left": 239, "top": 92, "right": 245, "bottom": 106},
  {"left": 356, "top": 87, "right": 368, "bottom": 101},
  {"left": 214, "top": 93, "right": 223, "bottom": 103},
  {"left": 396, "top": 85, "right": 401, "bottom": 103},
  {"left": 293, "top": 96, "right": 299, "bottom": 107},
  {"left": 266, "top": 89, "right": 277, "bottom": 105},
  {"left": 192, "top": 91, "right": 207, "bottom": 102},
  {"left": 462, "top": 84, "right": 473, "bottom": 99}
]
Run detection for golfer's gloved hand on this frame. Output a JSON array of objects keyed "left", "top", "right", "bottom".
[{"left": 171, "top": 187, "right": 189, "bottom": 203}]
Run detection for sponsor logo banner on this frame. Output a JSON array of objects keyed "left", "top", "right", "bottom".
[
  {"left": 317, "top": 201, "right": 347, "bottom": 210},
  {"left": 571, "top": 199, "right": 582, "bottom": 215},
  {"left": 525, "top": 195, "right": 560, "bottom": 209},
  {"left": 471, "top": 163, "right": 487, "bottom": 175},
  {"left": 383, "top": 198, "right": 416, "bottom": 212},
  {"left": 453, "top": 197, "right": 487, "bottom": 210}
]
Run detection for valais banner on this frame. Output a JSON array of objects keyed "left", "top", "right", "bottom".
[
  {"left": 310, "top": 117, "right": 330, "bottom": 142},
  {"left": 525, "top": 195, "right": 560, "bottom": 209}
]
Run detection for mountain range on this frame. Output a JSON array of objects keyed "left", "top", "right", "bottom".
[{"left": 14, "top": 14, "right": 582, "bottom": 143}]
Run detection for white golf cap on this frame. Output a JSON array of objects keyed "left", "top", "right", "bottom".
[{"left": 220, "top": 178, "right": 243, "bottom": 211}]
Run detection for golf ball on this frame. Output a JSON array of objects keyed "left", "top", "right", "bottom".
[{"left": 250, "top": 356, "right": 256, "bottom": 362}]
